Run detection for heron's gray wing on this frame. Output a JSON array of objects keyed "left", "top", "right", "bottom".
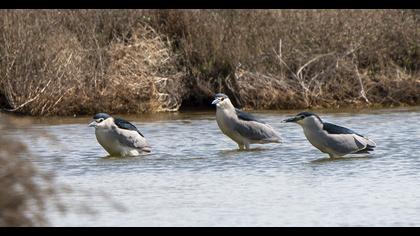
[
  {"left": 235, "top": 108, "right": 265, "bottom": 124},
  {"left": 323, "top": 123, "right": 376, "bottom": 154},
  {"left": 323, "top": 134, "right": 374, "bottom": 155},
  {"left": 114, "top": 118, "right": 145, "bottom": 137},
  {"left": 111, "top": 125, "right": 151, "bottom": 152},
  {"left": 233, "top": 119, "right": 280, "bottom": 142},
  {"left": 323, "top": 122, "right": 364, "bottom": 137}
]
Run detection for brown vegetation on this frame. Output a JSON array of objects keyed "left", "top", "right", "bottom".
[
  {"left": 0, "top": 115, "right": 64, "bottom": 226},
  {"left": 0, "top": 10, "right": 186, "bottom": 116},
  {"left": 0, "top": 10, "right": 419, "bottom": 116},
  {"left": 151, "top": 9, "right": 420, "bottom": 109}
]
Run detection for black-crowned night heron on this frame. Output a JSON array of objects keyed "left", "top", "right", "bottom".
[
  {"left": 212, "top": 93, "right": 281, "bottom": 150},
  {"left": 88, "top": 113, "right": 151, "bottom": 156},
  {"left": 283, "top": 111, "right": 376, "bottom": 158}
]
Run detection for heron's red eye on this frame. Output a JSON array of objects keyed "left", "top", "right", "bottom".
[{"left": 221, "top": 98, "right": 225, "bottom": 101}]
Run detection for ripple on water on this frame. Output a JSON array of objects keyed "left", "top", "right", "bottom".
[{"left": 9, "top": 108, "right": 420, "bottom": 226}]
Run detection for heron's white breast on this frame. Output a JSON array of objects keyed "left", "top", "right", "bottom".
[
  {"left": 302, "top": 126, "right": 331, "bottom": 153},
  {"left": 95, "top": 128, "right": 124, "bottom": 155},
  {"left": 216, "top": 108, "right": 248, "bottom": 144}
]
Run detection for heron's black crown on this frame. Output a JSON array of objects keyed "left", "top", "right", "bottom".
[
  {"left": 93, "top": 113, "right": 111, "bottom": 120},
  {"left": 296, "top": 111, "right": 322, "bottom": 122},
  {"left": 214, "top": 93, "right": 229, "bottom": 99}
]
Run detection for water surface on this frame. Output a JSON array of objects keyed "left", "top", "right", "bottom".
[{"left": 7, "top": 107, "right": 420, "bottom": 226}]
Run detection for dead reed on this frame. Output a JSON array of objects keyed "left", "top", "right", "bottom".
[{"left": 0, "top": 10, "right": 418, "bottom": 115}]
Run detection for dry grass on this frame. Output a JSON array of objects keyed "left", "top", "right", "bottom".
[
  {"left": 0, "top": 10, "right": 186, "bottom": 116},
  {"left": 0, "top": 10, "right": 419, "bottom": 115},
  {"left": 103, "top": 24, "right": 187, "bottom": 113},
  {"left": 151, "top": 9, "right": 420, "bottom": 109}
]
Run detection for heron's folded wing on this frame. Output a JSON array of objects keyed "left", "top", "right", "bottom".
[
  {"left": 233, "top": 120, "right": 280, "bottom": 142},
  {"left": 323, "top": 122, "right": 376, "bottom": 153},
  {"left": 323, "top": 122, "right": 364, "bottom": 137},
  {"left": 324, "top": 122, "right": 376, "bottom": 146},
  {"left": 114, "top": 117, "right": 145, "bottom": 137},
  {"left": 235, "top": 108, "right": 265, "bottom": 124},
  {"left": 112, "top": 127, "right": 151, "bottom": 151}
]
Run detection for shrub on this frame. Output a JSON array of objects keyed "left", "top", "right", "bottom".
[
  {"left": 0, "top": 10, "right": 186, "bottom": 116},
  {"left": 150, "top": 9, "right": 420, "bottom": 109},
  {"left": 0, "top": 10, "right": 419, "bottom": 115}
]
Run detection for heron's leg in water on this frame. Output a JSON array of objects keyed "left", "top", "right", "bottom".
[{"left": 244, "top": 143, "right": 250, "bottom": 150}]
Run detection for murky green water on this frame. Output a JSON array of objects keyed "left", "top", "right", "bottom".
[{"left": 6, "top": 107, "right": 420, "bottom": 226}]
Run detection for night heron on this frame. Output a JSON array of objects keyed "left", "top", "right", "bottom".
[
  {"left": 283, "top": 111, "right": 376, "bottom": 158},
  {"left": 212, "top": 93, "right": 281, "bottom": 150},
  {"left": 88, "top": 113, "right": 151, "bottom": 156}
]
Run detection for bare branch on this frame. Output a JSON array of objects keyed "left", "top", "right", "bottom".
[
  {"left": 5, "top": 77, "right": 53, "bottom": 112},
  {"left": 296, "top": 52, "right": 335, "bottom": 79},
  {"left": 354, "top": 63, "right": 370, "bottom": 104}
]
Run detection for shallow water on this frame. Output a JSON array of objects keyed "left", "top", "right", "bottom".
[{"left": 6, "top": 107, "right": 420, "bottom": 226}]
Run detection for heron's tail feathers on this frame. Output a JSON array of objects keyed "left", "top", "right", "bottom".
[
  {"left": 364, "top": 137, "right": 376, "bottom": 148},
  {"left": 355, "top": 134, "right": 376, "bottom": 148},
  {"left": 354, "top": 144, "right": 375, "bottom": 154}
]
